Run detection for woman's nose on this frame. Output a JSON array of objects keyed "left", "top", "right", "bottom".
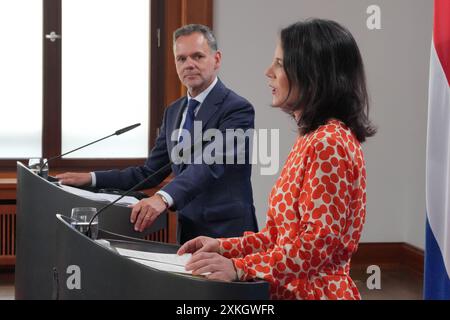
[{"left": 265, "top": 66, "right": 274, "bottom": 78}]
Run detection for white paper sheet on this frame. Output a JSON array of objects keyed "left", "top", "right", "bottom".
[
  {"left": 116, "top": 247, "right": 191, "bottom": 267},
  {"left": 116, "top": 247, "right": 208, "bottom": 275},
  {"left": 130, "top": 258, "right": 191, "bottom": 274},
  {"left": 59, "top": 184, "right": 139, "bottom": 205}
]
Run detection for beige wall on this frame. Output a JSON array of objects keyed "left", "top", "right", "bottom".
[{"left": 214, "top": 0, "right": 433, "bottom": 249}]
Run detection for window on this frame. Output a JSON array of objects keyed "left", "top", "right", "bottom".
[
  {"left": 61, "top": 0, "right": 150, "bottom": 159},
  {"left": 0, "top": 0, "right": 164, "bottom": 170},
  {"left": 0, "top": 0, "right": 43, "bottom": 159},
  {"left": 0, "top": 0, "right": 213, "bottom": 171}
]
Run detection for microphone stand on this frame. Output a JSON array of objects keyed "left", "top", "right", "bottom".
[
  {"left": 38, "top": 123, "right": 141, "bottom": 177},
  {"left": 85, "top": 138, "right": 205, "bottom": 238},
  {"left": 85, "top": 162, "right": 173, "bottom": 238}
]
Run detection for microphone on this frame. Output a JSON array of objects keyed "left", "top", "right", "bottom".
[
  {"left": 85, "top": 138, "right": 205, "bottom": 238},
  {"left": 85, "top": 161, "right": 173, "bottom": 238},
  {"left": 115, "top": 123, "right": 141, "bottom": 136},
  {"left": 38, "top": 123, "right": 141, "bottom": 177}
]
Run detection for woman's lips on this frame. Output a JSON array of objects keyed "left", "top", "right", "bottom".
[{"left": 269, "top": 85, "right": 276, "bottom": 95}]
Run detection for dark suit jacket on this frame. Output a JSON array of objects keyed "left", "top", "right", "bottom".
[{"left": 95, "top": 80, "right": 258, "bottom": 243}]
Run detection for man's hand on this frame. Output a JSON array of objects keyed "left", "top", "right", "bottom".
[
  {"left": 185, "top": 252, "right": 238, "bottom": 282},
  {"left": 130, "top": 194, "right": 168, "bottom": 232},
  {"left": 177, "top": 236, "right": 220, "bottom": 255},
  {"left": 56, "top": 172, "right": 92, "bottom": 187}
]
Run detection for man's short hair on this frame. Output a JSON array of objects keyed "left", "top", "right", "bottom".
[{"left": 173, "top": 24, "right": 218, "bottom": 52}]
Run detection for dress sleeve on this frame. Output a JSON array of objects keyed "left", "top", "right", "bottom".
[
  {"left": 217, "top": 215, "right": 278, "bottom": 259},
  {"left": 228, "top": 137, "right": 355, "bottom": 283}
]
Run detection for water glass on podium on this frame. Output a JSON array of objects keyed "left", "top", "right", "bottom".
[
  {"left": 70, "top": 207, "right": 98, "bottom": 239},
  {"left": 28, "top": 158, "right": 49, "bottom": 179}
]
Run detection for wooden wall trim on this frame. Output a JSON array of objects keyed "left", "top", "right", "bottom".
[
  {"left": 0, "top": 257, "right": 15, "bottom": 268},
  {"left": 164, "top": 0, "right": 182, "bottom": 105},
  {"left": 402, "top": 243, "right": 425, "bottom": 275},
  {"left": 181, "top": 0, "right": 213, "bottom": 28},
  {"left": 352, "top": 242, "right": 424, "bottom": 275},
  {"left": 164, "top": 0, "right": 213, "bottom": 105},
  {"left": 42, "top": 0, "right": 62, "bottom": 159},
  {"left": 150, "top": 0, "right": 166, "bottom": 148},
  {"left": 0, "top": 179, "right": 16, "bottom": 202}
]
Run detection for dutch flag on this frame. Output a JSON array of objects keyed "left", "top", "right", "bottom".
[{"left": 425, "top": 0, "right": 450, "bottom": 300}]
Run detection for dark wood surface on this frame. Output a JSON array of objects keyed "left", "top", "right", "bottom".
[{"left": 352, "top": 242, "right": 424, "bottom": 275}]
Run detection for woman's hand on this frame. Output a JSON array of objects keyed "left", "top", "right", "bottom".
[
  {"left": 185, "top": 252, "right": 238, "bottom": 282},
  {"left": 177, "top": 236, "right": 220, "bottom": 255},
  {"left": 178, "top": 237, "right": 237, "bottom": 281}
]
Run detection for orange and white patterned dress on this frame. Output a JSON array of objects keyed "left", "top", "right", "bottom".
[{"left": 219, "top": 119, "right": 366, "bottom": 300}]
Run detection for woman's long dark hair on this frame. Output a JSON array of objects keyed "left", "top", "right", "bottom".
[{"left": 280, "top": 19, "right": 376, "bottom": 142}]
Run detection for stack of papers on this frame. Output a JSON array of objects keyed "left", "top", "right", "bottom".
[
  {"left": 59, "top": 184, "right": 139, "bottom": 206},
  {"left": 115, "top": 247, "right": 206, "bottom": 275}
]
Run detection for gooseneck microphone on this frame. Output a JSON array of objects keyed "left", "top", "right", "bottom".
[
  {"left": 86, "top": 162, "right": 172, "bottom": 238},
  {"left": 85, "top": 138, "right": 205, "bottom": 238},
  {"left": 39, "top": 123, "right": 141, "bottom": 177}
]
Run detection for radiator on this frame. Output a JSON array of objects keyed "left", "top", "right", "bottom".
[
  {"left": 0, "top": 205, "right": 168, "bottom": 266},
  {"left": 145, "top": 228, "right": 168, "bottom": 243},
  {"left": 0, "top": 205, "right": 16, "bottom": 265}
]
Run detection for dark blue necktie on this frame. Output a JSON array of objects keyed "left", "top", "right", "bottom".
[{"left": 179, "top": 99, "right": 200, "bottom": 143}]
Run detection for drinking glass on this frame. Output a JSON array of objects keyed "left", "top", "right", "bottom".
[
  {"left": 70, "top": 207, "right": 98, "bottom": 239},
  {"left": 28, "top": 158, "right": 48, "bottom": 179}
]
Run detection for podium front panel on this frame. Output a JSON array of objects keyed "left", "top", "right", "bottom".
[
  {"left": 55, "top": 215, "right": 269, "bottom": 300},
  {"left": 15, "top": 162, "right": 167, "bottom": 300}
]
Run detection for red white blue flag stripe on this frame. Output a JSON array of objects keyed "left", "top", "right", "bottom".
[{"left": 425, "top": 0, "right": 450, "bottom": 300}]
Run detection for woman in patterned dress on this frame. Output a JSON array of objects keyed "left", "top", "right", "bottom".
[{"left": 177, "top": 19, "right": 376, "bottom": 300}]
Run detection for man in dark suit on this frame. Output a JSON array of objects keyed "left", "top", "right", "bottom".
[{"left": 57, "top": 24, "right": 258, "bottom": 243}]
